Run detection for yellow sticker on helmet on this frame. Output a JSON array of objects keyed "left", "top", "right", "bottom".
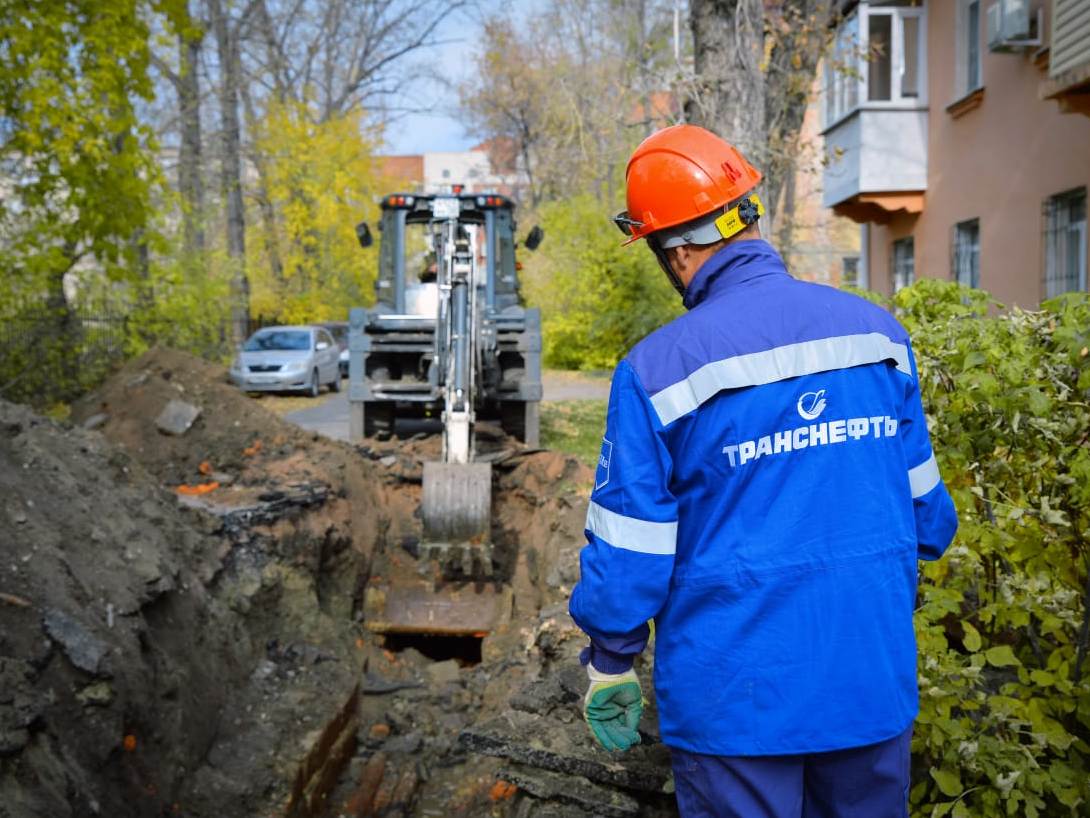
[{"left": 714, "top": 194, "right": 765, "bottom": 241}]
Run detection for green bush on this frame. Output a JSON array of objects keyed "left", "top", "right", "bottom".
[
  {"left": 521, "top": 194, "right": 682, "bottom": 370},
  {"left": 893, "top": 280, "right": 1090, "bottom": 817}
]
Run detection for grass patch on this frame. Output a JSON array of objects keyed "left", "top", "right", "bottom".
[{"left": 540, "top": 400, "right": 607, "bottom": 467}]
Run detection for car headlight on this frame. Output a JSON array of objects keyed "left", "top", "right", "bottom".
[{"left": 284, "top": 360, "right": 306, "bottom": 372}]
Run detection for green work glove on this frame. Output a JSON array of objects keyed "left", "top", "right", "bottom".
[{"left": 584, "top": 664, "right": 643, "bottom": 752}]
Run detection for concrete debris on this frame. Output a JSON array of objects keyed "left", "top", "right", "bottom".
[
  {"left": 155, "top": 398, "right": 202, "bottom": 435},
  {"left": 42, "top": 608, "right": 110, "bottom": 676}
]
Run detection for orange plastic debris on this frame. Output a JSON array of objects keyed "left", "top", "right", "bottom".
[
  {"left": 198, "top": 460, "right": 213, "bottom": 475},
  {"left": 243, "top": 440, "right": 263, "bottom": 457},
  {"left": 355, "top": 638, "right": 365, "bottom": 649},
  {"left": 489, "top": 781, "right": 517, "bottom": 801},
  {"left": 382, "top": 650, "right": 397, "bottom": 663},
  {"left": 123, "top": 734, "right": 137, "bottom": 752},
  {"left": 175, "top": 482, "right": 220, "bottom": 496},
  {"left": 368, "top": 723, "right": 391, "bottom": 740}
]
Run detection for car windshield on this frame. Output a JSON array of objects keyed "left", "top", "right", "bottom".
[{"left": 243, "top": 330, "right": 310, "bottom": 351}]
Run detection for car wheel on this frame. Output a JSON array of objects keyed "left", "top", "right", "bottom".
[
  {"left": 308, "top": 368, "right": 320, "bottom": 398},
  {"left": 329, "top": 370, "right": 341, "bottom": 392}
]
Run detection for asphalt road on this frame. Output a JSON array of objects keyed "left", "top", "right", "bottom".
[{"left": 284, "top": 371, "right": 610, "bottom": 442}]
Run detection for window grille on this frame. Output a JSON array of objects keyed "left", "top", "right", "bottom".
[
  {"left": 842, "top": 256, "right": 860, "bottom": 288},
  {"left": 1043, "top": 188, "right": 1087, "bottom": 299},
  {"left": 892, "top": 237, "right": 914, "bottom": 291},
  {"left": 952, "top": 218, "right": 980, "bottom": 288}
]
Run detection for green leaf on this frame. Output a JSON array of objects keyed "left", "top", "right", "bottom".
[
  {"left": 930, "top": 766, "right": 963, "bottom": 797},
  {"left": 962, "top": 621, "right": 982, "bottom": 653},
  {"left": 985, "top": 645, "right": 1020, "bottom": 667}
]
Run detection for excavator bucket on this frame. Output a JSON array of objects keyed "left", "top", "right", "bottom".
[
  {"left": 363, "top": 461, "right": 500, "bottom": 636},
  {"left": 363, "top": 581, "right": 511, "bottom": 635},
  {"left": 420, "top": 462, "right": 492, "bottom": 543}
]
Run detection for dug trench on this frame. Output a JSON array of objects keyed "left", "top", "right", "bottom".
[{"left": 0, "top": 348, "right": 677, "bottom": 818}]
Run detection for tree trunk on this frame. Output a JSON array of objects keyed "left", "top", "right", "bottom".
[
  {"left": 211, "top": 0, "right": 249, "bottom": 347},
  {"left": 178, "top": 15, "right": 206, "bottom": 264},
  {"left": 761, "top": 0, "right": 834, "bottom": 245},
  {"left": 685, "top": 0, "right": 766, "bottom": 166}
]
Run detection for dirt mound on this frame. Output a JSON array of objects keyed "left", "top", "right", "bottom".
[
  {"left": 0, "top": 399, "right": 244, "bottom": 816},
  {"left": 8, "top": 347, "right": 669, "bottom": 818}
]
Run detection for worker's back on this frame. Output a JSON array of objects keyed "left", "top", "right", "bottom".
[{"left": 573, "top": 239, "right": 957, "bottom": 756}]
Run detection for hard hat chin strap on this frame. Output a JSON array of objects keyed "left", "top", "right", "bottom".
[{"left": 648, "top": 236, "right": 687, "bottom": 298}]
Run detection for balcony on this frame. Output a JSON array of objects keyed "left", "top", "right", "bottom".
[
  {"left": 1039, "top": 0, "right": 1090, "bottom": 117},
  {"left": 821, "top": 0, "right": 928, "bottom": 223},
  {"left": 822, "top": 108, "right": 928, "bottom": 223}
]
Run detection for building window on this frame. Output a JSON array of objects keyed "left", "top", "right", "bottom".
[
  {"left": 868, "top": 13, "right": 893, "bottom": 101},
  {"left": 825, "top": 12, "right": 860, "bottom": 124},
  {"left": 442, "top": 169, "right": 451, "bottom": 179},
  {"left": 824, "top": 2, "right": 926, "bottom": 126},
  {"left": 842, "top": 256, "right": 860, "bottom": 287},
  {"left": 892, "top": 237, "right": 914, "bottom": 291},
  {"left": 953, "top": 218, "right": 980, "bottom": 288},
  {"left": 1044, "top": 188, "right": 1088, "bottom": 298},
  {"left": 956, "top": 0, "right": 982, "bottom": 97}
]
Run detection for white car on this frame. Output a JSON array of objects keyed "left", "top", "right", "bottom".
[{"left": 229, "top": 326, "right": 341, "bottom": 397}]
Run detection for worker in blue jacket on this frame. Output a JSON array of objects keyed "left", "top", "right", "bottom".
[{"left": 568, "top": 124, "right": 958, "bottom": 817}]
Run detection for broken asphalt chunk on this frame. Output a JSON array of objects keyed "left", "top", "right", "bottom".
[
  {"left": 498, "top": 764, "right": 640, "bottom": 818},
  {"left": 459, "top": 711, "right": 672, "bottom": 794}
]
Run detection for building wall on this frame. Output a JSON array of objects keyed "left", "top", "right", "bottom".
[
  {"left": 787, "top": 98, "right": 860, "bottom": 285},
  {"left": 868, "top": 0, "right": 1090, "bottom": 305}
]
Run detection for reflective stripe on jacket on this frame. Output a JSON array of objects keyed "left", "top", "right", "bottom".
[{"left": 568, "top": 239, "right": 958, "bottom": 756}]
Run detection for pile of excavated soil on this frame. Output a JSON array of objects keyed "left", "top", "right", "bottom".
[
  {"left": 2, "top": 347, "right": 674, "bottom": 818},
  {"left": 0, "top": 399, "right": 245, "bottom": 816}
]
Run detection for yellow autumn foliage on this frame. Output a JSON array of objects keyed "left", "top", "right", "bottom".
[{"left": 250, "top": 101, "right": 384, "bottom": 324}]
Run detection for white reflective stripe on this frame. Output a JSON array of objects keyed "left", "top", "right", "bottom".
[
  {"left": 649, "top": 333, "right": 912, "bottom": 426},
  {"left": 585, "top": 501, "right": 677, "bottom": 555},
  {"left": 908, "top": 452, "right": 941, "bottom": 499}
]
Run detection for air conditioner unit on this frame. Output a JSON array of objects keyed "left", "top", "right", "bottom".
[{"left": 987, "top": 0, "right": 1042, "bottom": 52}]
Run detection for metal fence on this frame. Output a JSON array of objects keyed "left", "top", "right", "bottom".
[{"left": 0, "top": 307, "right": 131, "bottom": 405}]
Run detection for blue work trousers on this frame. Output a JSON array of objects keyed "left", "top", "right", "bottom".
[{"left": 670, "top": 728, "right": 912, "bottom": 818}]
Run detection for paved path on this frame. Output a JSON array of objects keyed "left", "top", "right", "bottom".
[{"left": 284, "top": 371, "right": 610, "bottom": 441}]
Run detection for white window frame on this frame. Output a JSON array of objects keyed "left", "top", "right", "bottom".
[
  {"left": 824, "top": 1, "right": 928, "bottom": 130},
  {"left": 954, "top": 0, "right": 983, "bottom": 99}
]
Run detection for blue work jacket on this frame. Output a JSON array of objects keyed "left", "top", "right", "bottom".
[{"left": 569, "top": 239, "right": 958, "bottom": 756}]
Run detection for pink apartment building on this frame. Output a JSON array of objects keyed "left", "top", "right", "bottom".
[{"left": 822, "top": 0, "right": 1090, "bottom": 305}]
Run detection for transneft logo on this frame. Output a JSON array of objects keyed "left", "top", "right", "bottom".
[
  {"left": 722, "top": 415, "right": 899, "bottom": 468},
  {"left": 796, "top": 389, "right": 827, "bottom": 421}
]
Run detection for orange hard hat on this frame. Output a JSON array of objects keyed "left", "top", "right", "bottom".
[{"left": 615, "top": 124, "right": 762, "bottom": 244}]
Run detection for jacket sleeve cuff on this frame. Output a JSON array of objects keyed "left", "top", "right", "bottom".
[{"left": 580, "top": 643, "right": 636, "bottom": 674}]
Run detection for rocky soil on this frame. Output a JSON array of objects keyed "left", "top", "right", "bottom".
[{"left": 0, "top": 348, "right": 676, "bottom": 818}]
